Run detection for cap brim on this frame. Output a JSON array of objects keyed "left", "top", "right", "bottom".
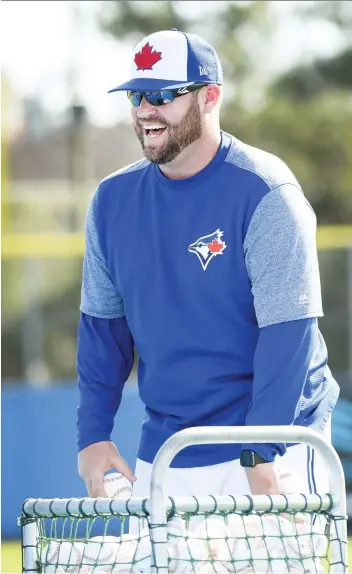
[{"left": 108, "top": 78, "right": 198, "bottom": 93}]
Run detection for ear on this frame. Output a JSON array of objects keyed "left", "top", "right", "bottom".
[{"left": 202, "top": 84, "right": 221, "bottom": 113}]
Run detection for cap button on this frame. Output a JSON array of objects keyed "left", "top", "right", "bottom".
[{"left": 170, "top": 28, "right": 178, "bottom": 31}]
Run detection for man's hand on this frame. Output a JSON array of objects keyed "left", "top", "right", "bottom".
[
  {"left": 245, "top": 462, "right": 281, "bottom": 496},
  {"left": 245, "top": 463, "right": 306, "bottom": 523},
  {"left": 78, "top": 441, "right": 136, "bottom": 497}
]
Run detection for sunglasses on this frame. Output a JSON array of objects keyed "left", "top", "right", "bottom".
[{"left": 127, "top": 84, "right": 204, "bottom": 107}]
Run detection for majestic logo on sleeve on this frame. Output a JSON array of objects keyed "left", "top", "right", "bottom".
[
  {"left": 188, "top": 229, "right": 227, "bottom": 270},
  {"left": 134, "top": 43, "right": 162, "bottom": 70}
]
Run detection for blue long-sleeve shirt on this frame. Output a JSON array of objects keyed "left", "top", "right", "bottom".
[
  {"left": 77, "top": 314, "right": 134, "bottom": 450},
  {"left": 77, "top": 131, "right": 339, "bottom": 466}
]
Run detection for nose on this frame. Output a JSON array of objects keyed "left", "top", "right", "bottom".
[{"left": 136, "top": 96, "right": 156, "bottom": 117}]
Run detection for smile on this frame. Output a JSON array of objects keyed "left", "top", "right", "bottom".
[{"left": 142, "top": 124, "right": 167, "bottom": 138}]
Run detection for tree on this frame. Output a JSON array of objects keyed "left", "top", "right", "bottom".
[
  {"left": 273, "top": 47, "right": 352, "bottom": 99},
  {"left": 99, "top": 0, "right": 190, "bottom": 43},
  {"left": 99, "top": 1, "right": 352, "bottom": 223}
]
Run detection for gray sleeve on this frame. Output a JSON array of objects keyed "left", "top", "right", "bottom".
[
  {"left": 80, "top": 194, "right": 125, "bottom": 319},
  {"left": 244, "top": 184, "right": 323, "bottom": 328}
]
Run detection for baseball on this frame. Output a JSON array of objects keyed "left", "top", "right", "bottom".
[
  {"left": 43, "top": 540, "right": 85, "bottom": 573},
  {"left": 114, "top": 532, "right": 151, "bottom": 573},
  {"left": 82, "top": 536, "right": 120, "bottom": 572},
  {"left": 277, "top": 466, "right": 305, "bottom": 495},
  {"left": 103, "top": 472, "right": 133, "bottom": 499},
  {"left": 196, "top": 563, "right": 231, "bottom": 573}
]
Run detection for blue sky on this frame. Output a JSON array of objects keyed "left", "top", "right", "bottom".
[{"left": 1, "top": 1, "right": 346, "bottom": 126}]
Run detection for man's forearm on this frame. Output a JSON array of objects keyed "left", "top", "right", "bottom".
[
  {"left": 245, "top": 463, "right": 281, "bottom": 495},
  {"left": 242, "top": 318, "right": 317, "bottom": 461},
  {"left": 77, "top": 313, "right": 134, "bottom": 451}
]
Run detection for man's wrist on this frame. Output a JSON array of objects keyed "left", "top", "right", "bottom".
[
  {"left": 240, "top": 443, "right": 278, "bottom": 463},
  {"left": 240, "top": 450, "right": 271, "bottom": 468},
  {"left": 245, "top": 463, "right": 281, "bottom": 495},
  {"left": 77, "top": 434, "right": 112, "bottom": 453}
]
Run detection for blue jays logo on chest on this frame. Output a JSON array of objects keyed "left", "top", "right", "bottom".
[{"left": 188, "top": 229, "right": 227, "bottom": 270}]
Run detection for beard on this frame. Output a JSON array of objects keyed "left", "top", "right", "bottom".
[{"left": 132, "top": 93, "right": 203, "bottom": 165}]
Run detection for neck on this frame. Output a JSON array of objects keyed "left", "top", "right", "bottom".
[{"left": 158, "top": 128, "right": 221, "bottom": 180}]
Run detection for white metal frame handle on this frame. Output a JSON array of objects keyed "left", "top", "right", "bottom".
[{"left": 149, "top": 425, "right": 347, "bottom": 573}]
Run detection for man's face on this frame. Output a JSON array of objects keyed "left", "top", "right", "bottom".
[{"left": 130, "top": 89, "right": 204, "bottom": 164}]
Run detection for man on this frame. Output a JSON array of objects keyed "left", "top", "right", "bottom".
[{"left": 77, "top": 29, "right": 339, "bottom": 501}]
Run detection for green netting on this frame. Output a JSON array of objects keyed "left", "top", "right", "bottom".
[
  {"left": 165, "top": 508, "right": 343, "bottom": 573},
  {"left": 23, "top": 512, "right": 151, "bottom": 573},
  {"left": 20, "top": 504, "right": 347, "bottom": 573}
]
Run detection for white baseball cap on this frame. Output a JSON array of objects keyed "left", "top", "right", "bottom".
[{"left": 108, "top": 29, "right": 223, "bottom": 93}]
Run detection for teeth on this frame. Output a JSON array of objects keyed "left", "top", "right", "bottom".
[{"left": 143, "top": 125, "right": 165, "bottom": 130}]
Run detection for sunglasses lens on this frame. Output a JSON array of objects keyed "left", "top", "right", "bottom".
[
  {"left": 128, "top": 89, "right": 178, "bottom": 107},
  {"left": 127, "top": 92, "right": 142, "bottom": 107},
  {"left": 144, "top": 92, "right": 163, "bottom": 106},
  {"left": 160, "top": 91, "right": 175, "bottom": 105}
]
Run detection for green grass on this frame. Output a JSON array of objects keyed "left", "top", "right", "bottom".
[
  {"left": 1, "top": 542, "right": 22, "bottom": 574},
  {"left": 2, "top": 538, "right": 352, "bottom": 573}
]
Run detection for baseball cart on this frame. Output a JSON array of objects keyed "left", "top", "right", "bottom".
[{"left": 20, "top": 425, "right": 348, "bottom": 573}]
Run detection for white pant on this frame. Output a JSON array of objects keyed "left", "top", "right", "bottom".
[{"left": 130, "top": 421, "right": 331, "bottom": 532}]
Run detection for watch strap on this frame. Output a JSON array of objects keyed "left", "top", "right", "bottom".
[{"left": 240, "top": 450, "right": 270, "bottom": 467}]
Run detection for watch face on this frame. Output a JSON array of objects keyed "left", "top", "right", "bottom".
[{"left": 240, "top": 451, "right": 255, "bottom": 467}]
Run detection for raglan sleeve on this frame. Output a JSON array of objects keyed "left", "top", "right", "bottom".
[
  {"left": 77, "top": 188, "right": 134, "bottom": 452},
  {"left": 242, "top": 183, "right": 323, "bottom": 460}
]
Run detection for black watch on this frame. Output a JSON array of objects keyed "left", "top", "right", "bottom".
[{"left": 240, "top": 450, "right": 270, "bottom": 468}]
